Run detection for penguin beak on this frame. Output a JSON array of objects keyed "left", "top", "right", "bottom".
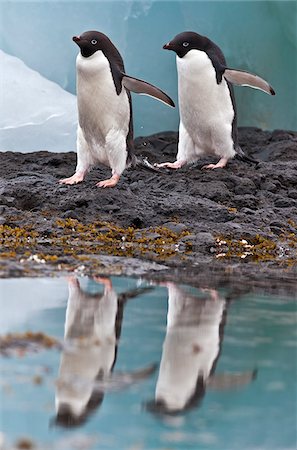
[
  {"left": 72, "top": 36, "right": 81, "bottom": 44},
  {"left": 163, "top": 42, "right": 172, "bottom": 50}
]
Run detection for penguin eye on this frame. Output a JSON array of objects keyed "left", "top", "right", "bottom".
[
  {"left": 91, "top": 39, "right": 97, "bottom": 45},
  {"left": 183, "top": 42, "right": 189, "bottom": 47}
]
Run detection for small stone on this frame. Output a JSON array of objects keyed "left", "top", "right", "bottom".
[
  {"left": 274, "top": 198, "right": 294, "bottom": 208},
  {"left": 270, "top": 221, "right": 285, "bottom": 229},
  {"left": 145, "top": 232, "right": 161, "bottom": 240},
  {"left": 192, "top": 232, "right": 215, "bottom": 249},
  {"left": 288, "top": 189, "right": 297, "bottom": 199},
  {"left": 261, "top": 181, "right": 277, "bottom": 193},
  {"left": 130, "top": 217, "right": 144, "bottom": 228},
  {"left": 2, "top": 196, "right": 15, "bottom": 205},
  {"left": 164, "top": 222, "right": 187, "bottom": 234},
  {"left": 234, "top": 179, "right": 256, "bottom": 195},
  {"left": 62, "top": 210, "right": 80, "bottom": 220},
  {"left": 270, "top": 226, "right": 284, "bottom": 235},
  {"left": 129, "top": 182, "right": 139, "bottom": 190},
  {"left": 180, "top": 234, "right": 196, "bottom": 242}
]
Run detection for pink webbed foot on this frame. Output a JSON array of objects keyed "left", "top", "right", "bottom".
[
  {"left": 201, "top": 288, "right": 220, "bottom": 301},
  {"left": 59, "top": 172, "right": 85, "bottom": 185},
  {"left": 67, "top": 276, "right": 79, "bottom": 286},
  {"left": 154, "top": 160, "right": 185, "bottom": 170},
  {"left": 202, "top": 157, "right": 228, "bottom": 170},
  {"left": 93, "top": 277, "right": 112, "bottom": 290},
  {"left": 96, "top": 174, "right": 120, "bottom": 188}
]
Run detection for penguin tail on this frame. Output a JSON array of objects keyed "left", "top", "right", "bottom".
[
  {"left": 235, "top": 146, "right": 259, "bottom": 164},
  {"left": 134, "top": 156, "right": 161, "bottom": 173}
]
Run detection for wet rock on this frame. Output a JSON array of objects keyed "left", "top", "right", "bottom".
[
  {"left": 288, "top": 189, "right": 297, "bottom": 199},
  {"left": 233, "top": 195, "right": 258, "bottom": 210},
  {"left": 180, "top": 234, "right": 196, "bottom": 243},
  {"left": 234, "top": 178, "right": 257, "bottom": 195},
  {"left": 274, "top": 197, "right": 295, "bottom": 208},
  {"left": 0, "top": 127, "right": 296, "bottom": 277},
  {"left": 270, "top": 226, "right": 284, "bottom": 235},
  {"left": 144, "top": 232, "right": 161, "bottom": 240},
  {"left": 130, "top": 217, "right": 144, "bottom": 228},
  {"left": 62, "top": 210, "right": 80, "bottom": 220},
  {"left": 192, "top": 232, "right": 215, "bottom": 249},
  {"left": 261, "top": 181, "right": 278, "bottom": 193},
  {"left": 163, "top": 222, "right": 188, "bottom": 234},
  {"left": 0, "top": 195, "right": 15, "bottom": 205},
  {"left": 104, "top": 205, "right": 121, "bottom": 212},
  {"left": 270, "top": 221, "right": 286, "bottom": 230}
]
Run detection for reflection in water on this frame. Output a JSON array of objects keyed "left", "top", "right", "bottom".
[
  {"left": 55, "top": 277, "right": 156, "bottom": 427},
  {"left": 147, "top": 283, "right": 256, "bottom": 415},
  {"left": 0, "top": 276, "right": 295, "bottom": 449}
]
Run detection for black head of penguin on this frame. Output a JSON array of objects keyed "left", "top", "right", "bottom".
[
  {"left": 73, "top": 30, "right": 124, "bottom": 69},
  {"left": 73, "top": 30, "right": 125, "bottom": 96},
  {"left": 163, "top": 31, "right": 226, "bottom": 65}
]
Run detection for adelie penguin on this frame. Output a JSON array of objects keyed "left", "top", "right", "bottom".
[
  {"left": 60, "top": 31, "right": 175, "bottom": 188},
  {"left": 156, "top": 31, "right": 275, "bottom": 171}
]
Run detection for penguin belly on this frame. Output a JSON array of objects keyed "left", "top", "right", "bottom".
[
  {"left": 76, "top": 52, "right": 130, "bottom": 168},
  {"left": 177, "top": 51, "right": 235, "bottom": 160}
]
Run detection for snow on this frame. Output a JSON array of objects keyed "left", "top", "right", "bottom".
[{"left": 0, "top": 50, "right": 77, "bottom": 152}]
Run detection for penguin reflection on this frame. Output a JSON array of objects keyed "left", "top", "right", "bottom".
[
  {"left": 146, "top": 283, "right": 256, "bottom": 415},
  {"left": 55, "top": 277, "right": 155, "bottom": 427}
]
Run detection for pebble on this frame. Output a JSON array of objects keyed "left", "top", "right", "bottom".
[
  {"left": 104, "top": 205, "right": 121, "bottom": 212},
  {"left": 164, "top": 222, "right": 188, "bottom": 234},
  {"left": 62, "top": 210, "right": 80, "bottom": 220},
  {"left": 274, "top": 198, "right": 295, "bottom": 208},
  {"left": 288, "top": 189, "right": 297, "bottom": 199},
  {"left": 192, "top": 232, "right": 215, "bottom": 248},
  {"left": 0, "top": 196, "right": 15, "bottom": 205}
]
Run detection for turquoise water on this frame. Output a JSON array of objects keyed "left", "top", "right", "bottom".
[
  {"left": 0, "top": 276, "right": 296, "bottom": 449},
  {"left": 0, "top": 0, "right": 296, "bottom": 135}
]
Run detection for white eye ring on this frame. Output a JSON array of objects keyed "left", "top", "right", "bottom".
[
  {"left": 183, "top": 42, "right": 189, "bottom": 47},
  {"left": 91, "top": 39, "right": 97, "bottom": 45}
]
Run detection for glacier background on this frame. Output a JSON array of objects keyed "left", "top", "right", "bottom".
[{"left": 0, "top": 0, "right": 296, "bottom": 152}]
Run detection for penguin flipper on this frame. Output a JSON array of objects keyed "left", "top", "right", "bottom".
[
  {"left": 223, "top": 69, "right": 275, "bottom": 95},
  {"left": 122, "top": 74, "right": 175, "bottom": 107}
]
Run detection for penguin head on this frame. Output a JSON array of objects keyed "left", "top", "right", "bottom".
[
  {"left": 72, "top": 31, "right": 114, "bottom": 58},
  {"left": 163, "top": 31, "right": 210, "bottom": 58}
]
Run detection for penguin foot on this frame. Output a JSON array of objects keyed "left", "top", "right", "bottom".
[
  {"left": 96, "top": 174, "right": 120, "bottom": 188},
  {"left": 202, "top": 158, "right": 228, "bottom": 170},
  {"left": 67, "top": 276, "right": 79, "bottom": 286},
  {"left": 93, "top": 277, "right": 112, "bottom": 290},
  {"left": 59, "top": 172, "right": 85, "bottom": 185},
  {"left": 154, "top": 160, "right": 184, "bottom": 169}
]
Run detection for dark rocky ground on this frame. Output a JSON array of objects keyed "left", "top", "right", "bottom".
[{"left": 0, "top": 127, "right": 296, "bottom": 294}]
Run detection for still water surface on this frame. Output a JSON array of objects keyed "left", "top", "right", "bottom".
[{"left": 0, "top": 276, "right": 296, "bottom": 450}]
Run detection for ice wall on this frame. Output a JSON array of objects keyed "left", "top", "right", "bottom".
[
  {"left": 0, "top": 50, "right": 77, "bottom": 152},
  {"left": 0, "top": 1, "right": 296, "bottom": 152}
]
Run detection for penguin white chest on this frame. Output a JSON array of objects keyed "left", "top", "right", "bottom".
[
  {"left": 76, "top": 52, "right": 130, "bottom": 146},
  {"left": 177, "top": 50, "right": 235, "bottom": 155}
]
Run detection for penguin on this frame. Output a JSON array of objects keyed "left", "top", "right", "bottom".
[
  {"left": 156, "top": 31, "right": 275, "bottom": 171},
  {"left": 59, "top": 30, "right": 174, "bottom": 188},
  {"left": 54, "top": 277, "right": 156, "bottom": 427},
  {"left": 146, "top": 283, "right": 256, "bottom": 415}
]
